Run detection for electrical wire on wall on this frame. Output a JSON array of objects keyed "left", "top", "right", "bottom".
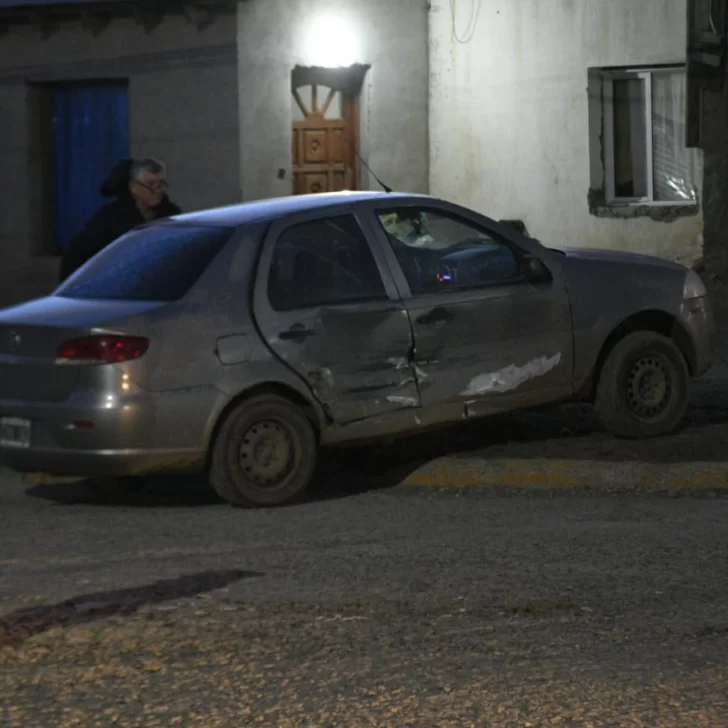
[
  {"left": 708, "top": 0, "right": 718, "bottom": 34},
  {"left": 450, "top": 0, "right": 482, "bottom": 44}
]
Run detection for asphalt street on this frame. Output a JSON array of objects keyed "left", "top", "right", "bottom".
[{"left": 1, "top": 464, "right": 727, "bottom": 727}]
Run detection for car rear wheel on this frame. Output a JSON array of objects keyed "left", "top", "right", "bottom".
[
  {"left": 209, "top": 395, "right": 317, "bottom": 507},
  {"left": 595, "top": 331, "right": 689, "bottom": 439}
]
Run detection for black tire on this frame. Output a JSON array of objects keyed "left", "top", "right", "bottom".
[
  {"left": 209, "top": 395, "right": 317, "bottom": 507},
  {"left": 595, "top": 331, "right": 689, "bottom": 439}
]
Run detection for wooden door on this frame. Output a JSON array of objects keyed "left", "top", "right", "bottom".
[{"left": 292, "top": 84, "right": 358, "bottom": 195}]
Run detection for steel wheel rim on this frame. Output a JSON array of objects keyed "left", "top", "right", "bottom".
[
  {"left": 239, "top": 419, "right": 295, "bottom": 490},
  {"left": 626, "top": 354, "right": 672, "bottom": 420}
]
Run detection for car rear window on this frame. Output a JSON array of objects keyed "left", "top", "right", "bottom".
[{"left": 56, "top": 224, "right": 233, "bottom": 302}]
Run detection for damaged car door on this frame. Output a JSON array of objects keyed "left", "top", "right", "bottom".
[
  {"left": 369, "top": 204, "right": 574, "bottom": 415},
  {"left": 253, "top": 210, "right": 419, "bottom": 424}
]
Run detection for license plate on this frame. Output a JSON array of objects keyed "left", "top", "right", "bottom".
[{"left": 0, "top": 418, "right": 32, "bottom": 449}]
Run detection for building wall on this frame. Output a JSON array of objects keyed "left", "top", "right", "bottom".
[
  {"left": 429, "top": 0, "right": 703, "bottom": 265},
  {"left": 0, "top": 13, "right": 240, "bottom": 308},
  {"left": 236, "top": 0, "right": 430, "bottom": 201},
  {"left": 697, "top": 0, "right": 728, "bottom": 280}
]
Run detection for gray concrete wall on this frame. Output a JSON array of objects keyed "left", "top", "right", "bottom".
[
  {"left": 0, "top": 13, "right": 240, "bottom": 308},
  {"left": 236, "top": 0, "right": 430, "bottom": 201},
  {"left": 429, "top": 0, "right": 704, "bottom": 266}
]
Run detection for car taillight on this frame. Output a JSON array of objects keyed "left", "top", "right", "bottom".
[{"left": 57, "top": 335, "right": 149, "bottom": 364}]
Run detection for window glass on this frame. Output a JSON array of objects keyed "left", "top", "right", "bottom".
[
  {"left": 651, "top": 70, "right": 701, "bottom": 202},
  {"left": 602, "top": 67, "right": 702, "bottom": 204},
  {"left": 267, "top": 215, "right": 386, "bottom": 311},
  {"left": 292, "top": 85, "right": 343, "bottom": 121},
  {"left": 56, "top": 224, "right": 233, "bottom": 302},
  {"left": 613, "top": 77, "right": 648, "bottom": 198},
  {"left": 376, "top": 208, "right": 523, "bottom": 294}
]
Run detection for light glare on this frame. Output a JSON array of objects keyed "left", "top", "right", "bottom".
[{"left": 302, "top": 13, "right": 360, "bottom": 68}]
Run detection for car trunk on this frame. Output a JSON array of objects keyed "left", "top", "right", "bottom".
[{"left": 0, "top": 297, "right": 165, "bottom": 403}]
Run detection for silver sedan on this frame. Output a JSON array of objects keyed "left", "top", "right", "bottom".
[{"left": 0, "top": 192, "right": 714, "bottom": 506}]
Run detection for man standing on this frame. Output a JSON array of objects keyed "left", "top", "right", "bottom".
[{"left": 59, "top": 157, "right": 182, "bottom": 282}]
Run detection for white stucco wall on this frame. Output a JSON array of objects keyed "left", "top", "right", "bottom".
[
  {"left": 236, "top": 0, "right": 430, "bottom": 201},
  {"left": 429, "top": 0, "right": 703, "bottom": 265}
]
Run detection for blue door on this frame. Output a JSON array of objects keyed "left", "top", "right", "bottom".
[{"left": 52, "top": 83, "right": 130, "bottom": 251}]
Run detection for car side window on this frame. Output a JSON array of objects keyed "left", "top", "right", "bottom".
[
  {"left": 376, "top": 208, "right": 524, "bottom": 294},
  {"left": 267, "top": 214, "right": 387, "bottom": 312}
]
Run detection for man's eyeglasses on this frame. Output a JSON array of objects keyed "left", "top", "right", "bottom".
[{"left": 134, "top": 180, "right": 168, "bottom": 193}]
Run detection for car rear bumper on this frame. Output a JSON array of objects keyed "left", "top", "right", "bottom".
[{"left": 0, "top": 385, "right": 222, "bottom": 477}]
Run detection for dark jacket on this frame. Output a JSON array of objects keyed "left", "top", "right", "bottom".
[{"left": 59, "top": 160, "right": 182, "bottom": 282}]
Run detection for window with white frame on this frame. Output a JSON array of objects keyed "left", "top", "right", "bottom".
[{"left": 602, "top": 67, "right": 702, "bottom": 205}]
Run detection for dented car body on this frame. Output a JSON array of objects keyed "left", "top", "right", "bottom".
[{"left": 0, "top": 192, "right": 714, "bottom": 506}]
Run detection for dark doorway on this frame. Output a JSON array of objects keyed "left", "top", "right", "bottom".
[{"left": 51, "top": 81, "right": 130, "bottom": 251}]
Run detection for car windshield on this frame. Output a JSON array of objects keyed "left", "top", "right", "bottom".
[{"left": 56, "top": 223, "right": 233, "bottom": 302}]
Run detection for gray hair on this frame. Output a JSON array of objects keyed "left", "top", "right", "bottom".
[{"left": 130, "top": 157, "right": 166, "bottom": 181}]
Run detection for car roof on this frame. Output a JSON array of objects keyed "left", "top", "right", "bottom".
[{"left": 171, "top": 191, "right": 432, "bottom": 227}]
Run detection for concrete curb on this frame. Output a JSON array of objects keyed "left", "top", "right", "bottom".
[{"left": 401, "top": 458, "right": 728, "bottom": 493}]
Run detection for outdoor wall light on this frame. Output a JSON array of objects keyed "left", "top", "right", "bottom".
[{"left": 302, "top": 11, "right": 361, "bottom": 68}]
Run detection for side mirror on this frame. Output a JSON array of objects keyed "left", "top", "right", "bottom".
[{"left": 521, "top": 255, "right": 552, "bottom": 283}]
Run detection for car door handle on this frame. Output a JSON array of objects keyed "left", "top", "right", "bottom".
[
  {"left": 279, "top": 324, "right": 315, "bottom": 342},
  {"left": 416, "top": 307, "right": 455, "bottom": 327}
]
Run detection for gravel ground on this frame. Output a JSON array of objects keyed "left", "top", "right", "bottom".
[{"left": 1, "top": 476, "right": 727, "bottom": 727}]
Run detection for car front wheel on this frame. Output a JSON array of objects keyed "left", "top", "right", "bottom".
[
  {"left": 210, "top": 395, "right": 317, "bottom": 507},
  {"left": 595, "top": 331, "right": 689, "bottom": 439}
]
